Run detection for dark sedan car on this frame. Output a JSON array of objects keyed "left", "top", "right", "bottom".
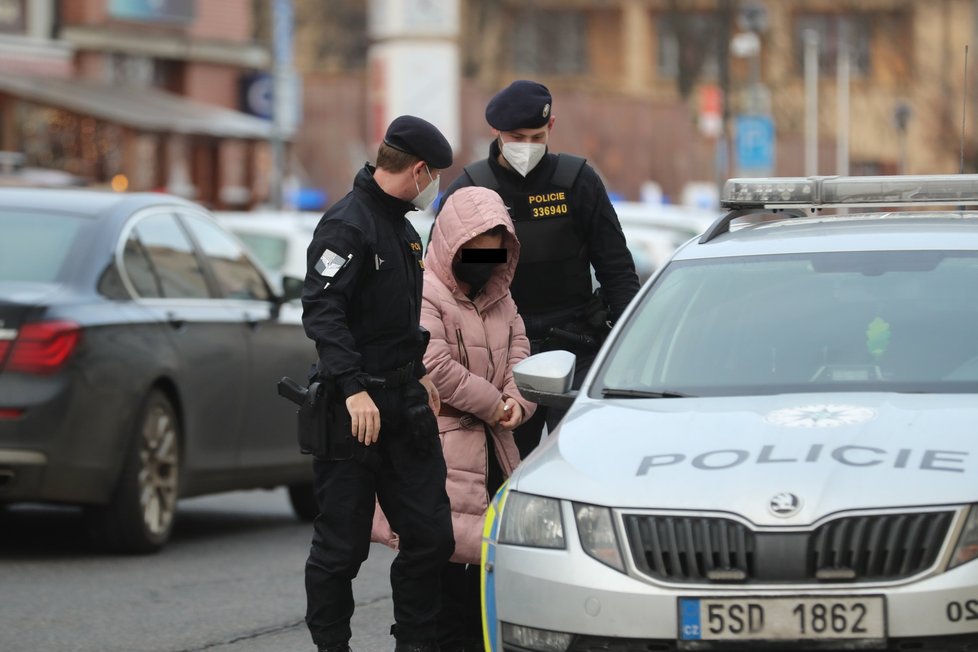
[{"left": 0, "top": 188, "right": 316, "bottom": 553}]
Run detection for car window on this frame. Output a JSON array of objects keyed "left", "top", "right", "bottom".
[
  {"left": 0, "top": 211, "right": 88, "bottom": 282},
  {"left": 596, "top": 251, "right": 978, "bottom": 396},
  {"left": 230, "top": 231, "right": 288, "bottom": 272},
  {"left": 121, "top": 232, "right": 163, "bottom": 298},
  {"left": 181, "top": 213, "right": 272, "bottom": 301},
  {"left": 131, "top": 213, "right": 210, "bottom": 299}
]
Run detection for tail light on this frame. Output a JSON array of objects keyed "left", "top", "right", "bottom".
[
  {"left": 4, "top": 321, "right": 81, "bottom": 374},
  {"left": 0, "top": 336, "right": 11, "bottom": 367}
]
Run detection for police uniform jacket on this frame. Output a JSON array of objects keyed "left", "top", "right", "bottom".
[
  {"left": 439, "top": 139, "right": 640, "bottom": 330},
  {"left": 302, "top": 164, "right": 428, "bottom": 399}
]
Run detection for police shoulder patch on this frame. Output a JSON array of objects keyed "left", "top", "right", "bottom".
[{"left": 315, "top": 249, "right": 349, "bottom": 278}]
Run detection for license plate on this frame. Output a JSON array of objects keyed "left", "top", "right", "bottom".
[{"left": 678, "top": 596, "right": 885, "bottom": 641}]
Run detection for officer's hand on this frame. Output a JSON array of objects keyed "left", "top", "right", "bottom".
[
  {"left": 419, "top": 374, "right": 440, "bottom": 415},
  {"left": 346, "top": 391, "right": 381, "bottom": 446},
  {"left": 498, "top": 397, "right": 523, "bottom": 430}
]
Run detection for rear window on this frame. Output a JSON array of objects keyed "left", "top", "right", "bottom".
[{"left": 0, "top": 211, "right": 89, "bottom": 282}]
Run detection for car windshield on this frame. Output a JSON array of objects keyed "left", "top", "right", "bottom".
[
  {"left": 0, "top": 210, "right": 90, "bottom": 282},
  {"left": 595, "top": 250, "right": 978, "bottom": 397}
]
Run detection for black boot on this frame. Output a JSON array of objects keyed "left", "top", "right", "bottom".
[{"left": 394, "top": 641, "right": 438, "bottom": 652}]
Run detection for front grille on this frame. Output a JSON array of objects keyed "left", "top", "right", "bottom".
[
  {"left": 810, "top": 511, "right": 954, "bottom": 580},
  {"left": 623, "top": 510, "right": 955, "bottom": 584},
  {"left": 624, "top": 515, "right": 754, "bottom": 582}
]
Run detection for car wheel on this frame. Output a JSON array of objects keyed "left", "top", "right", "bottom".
[
  {"left": 88, "top": 390, "right": 181, "bottom": 554},
  {"left": 288, "top": 482, "right": 318, "bottom": 522}
]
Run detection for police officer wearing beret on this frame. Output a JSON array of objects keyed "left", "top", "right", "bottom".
[
  {"left": 438, "top": 80, "right": 640, "bottom": 458},
  {"left": 302, "top": 115, "right": 455, "bottom": 652}
]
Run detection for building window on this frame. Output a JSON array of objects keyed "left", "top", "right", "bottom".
[
  {"left": 17, "top": 103, "right": 123, "bottom": 182},
  {"left": 511, "top": 9, "right": 587, "bottom": 76},
  {"left": 657, "top": 13, "right": 724, "bottom": 81},
  {"left": 794, "top": 13, "right": 871, "bottom": 76},
  {"left": 0, "top": 0, "right": 26, "bottom": 34}
]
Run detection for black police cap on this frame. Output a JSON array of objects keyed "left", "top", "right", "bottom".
[
  {"left": 485, "top": 80, "right": 553, "bottom": 131},
  {"left": 383, "top": 115, "right": 453, "bottom": 169}
]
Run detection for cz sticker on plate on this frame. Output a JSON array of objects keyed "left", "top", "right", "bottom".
[{"left": 679, "top": 596, "right": 886, "bottom": 641}]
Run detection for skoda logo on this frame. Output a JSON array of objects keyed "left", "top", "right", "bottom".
[{"left": 769, "top": 492, "right": 802, "bottom": 517}]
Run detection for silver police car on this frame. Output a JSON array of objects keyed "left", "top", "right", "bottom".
[{"left": 481, "top": 175, "right": 978, "bottom": 652}]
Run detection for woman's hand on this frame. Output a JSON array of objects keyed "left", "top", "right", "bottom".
[
  {"left": 419, "top": 374, "right": 441, "bottom": 415},
  {"left": 497, "top": 396, "right": 523, "bottom": 429}
]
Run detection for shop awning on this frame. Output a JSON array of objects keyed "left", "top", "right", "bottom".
[{"left": 0, "top": 74, "right": 279, "bottom": 140}]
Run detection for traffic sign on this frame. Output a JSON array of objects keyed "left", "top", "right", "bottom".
[{"left": 735, "top": 114, "right": 775, "bottom": 175}]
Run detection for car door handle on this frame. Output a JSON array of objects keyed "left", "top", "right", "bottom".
[
  {"left": 166, "top": 312, "right": 186, "bottom": 330},
  {"left": 244, "top": 313, "right": 261, "bottom": 330}
]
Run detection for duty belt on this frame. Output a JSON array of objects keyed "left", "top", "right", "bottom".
[{"left": 365, "top": 361, "right": 415, "bottom": 389}]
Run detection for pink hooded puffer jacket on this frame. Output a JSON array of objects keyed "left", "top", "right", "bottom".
[{"left": 372, "top": 186, "right": 536, "bottom": 564}]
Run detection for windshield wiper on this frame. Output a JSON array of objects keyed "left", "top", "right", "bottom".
[{"left": 601, "top": 388, "right": 693, "bottom": 398}]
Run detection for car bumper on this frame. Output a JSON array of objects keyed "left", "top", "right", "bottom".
[
  {"left": 0, "top": 373, "right": 133, "bottom": 505},
  {"left": 483, "top": 498, "right": 978, "bottom": 652}
]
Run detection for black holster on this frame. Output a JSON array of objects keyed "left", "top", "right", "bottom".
[
  {"left": 312, "top": 391, "right": 382, "bottom": 470},
  {"left": 278, "top": 375, "right": 357, "bottom": 461},
  {"left": 296, "top": 381, "right": 329, "bottom": 457},
  {"left": 298, "top": 381, "right": 356, "bottom": 461}
]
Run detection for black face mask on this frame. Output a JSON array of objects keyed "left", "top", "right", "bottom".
[{"left": 453, "top": 261, "right": 496, "bottom": 297}]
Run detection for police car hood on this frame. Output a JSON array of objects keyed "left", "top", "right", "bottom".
[{"left": 511, "top": 393, "right": 978, "bottom": 526}]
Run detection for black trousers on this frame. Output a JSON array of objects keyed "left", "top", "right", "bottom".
[
  {"left": 305, "top": 382, "right": 455, "bottom": 648},
  {"left": 513, "top": 346, "right": 596, "bottom": 459},
  {"left": 437, "top": 562, "right": 482, "bottom": 652},
  {"left": 437, "top": 426, "right": 505, "bottom": 651}
]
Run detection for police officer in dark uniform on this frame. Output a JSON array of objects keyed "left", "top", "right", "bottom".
[
  {"left": 302, "top": 115, "right": 455, "bottom": 652},
  {"left": 438, "top": 80, "right": 640, "bottom": 458}
]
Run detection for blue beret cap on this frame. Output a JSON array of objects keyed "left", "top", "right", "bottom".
[
  {"left": 485, "top": 80, "right": 553, "bottom": 131},
  {"left": 383, "top": 115, "right": 453, "bottom": 169}
]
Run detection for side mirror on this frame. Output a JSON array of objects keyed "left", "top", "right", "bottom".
[
  {"left": 282, "top": 276, "right": 304, "bottom": 303},
  {"left": 513, "top": 350, "right": 578, "bottom": 409}
]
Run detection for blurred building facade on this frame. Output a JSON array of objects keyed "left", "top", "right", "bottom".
[
  {"left": 3, "top": 1, "right": 975, "bottom": 209},
  {"left": 0, "top": 0, "right": 277, "bottom": 207},
  {"left": 293, "top": 0, "right": 978, "bottom": 207}
]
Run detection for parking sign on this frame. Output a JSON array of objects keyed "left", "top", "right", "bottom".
[{"left": 735, "top": 114, "right": 775, "bottom": 176}]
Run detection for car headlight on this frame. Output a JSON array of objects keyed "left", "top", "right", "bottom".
[
  {"left": 498, "top": 491, "right": 565, "bottom": 549},
  {"left": 574, "top": 502, "right": 626, "bottom": 572},
  {"left": 950, "top": 505, "right": 978, "bottom": 569}
]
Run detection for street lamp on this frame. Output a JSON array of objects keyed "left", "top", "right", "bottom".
[
  {"left": 734, "top": 2, "right": 769, "bottom": 115},
  {"left": 894, "top": 101, "right": 912, "bottom": 175}
]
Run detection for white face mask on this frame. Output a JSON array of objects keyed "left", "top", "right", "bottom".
[
  {"left": 411, "top": 165, "right": 439, "bottom": 210},
  {"left": 501, "top": 141, "right": 547, "bottom": 177}
]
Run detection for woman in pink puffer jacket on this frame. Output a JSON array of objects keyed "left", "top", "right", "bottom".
[{"left": 372, "top": 186, "right": 535, "bottom": 651}]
